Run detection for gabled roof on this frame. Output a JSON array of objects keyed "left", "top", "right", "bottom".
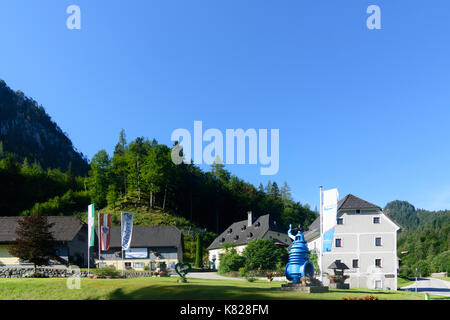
[
  {"left": 207, "top": 214, "right": 286, "bottom": 250},
  {"left": 109, "top": 226, "right": 182, "bottom": 248},
  {"left": 328, "top": 261, "right": 349, "bottom": 270},
  {"left": 338, "top": 194, "right": 382, "bottom": 211},
  {"left": 0, "top": 216, "right": 84, "bottom": 243},
  {"left": 304, "top": 216, "right": 320, "bottom": 242}
]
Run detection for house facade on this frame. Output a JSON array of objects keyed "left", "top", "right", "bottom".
[
  {"left": 207, "top": 212, "right": 291, "bottom": 268},
  {"left": 96, "top": 226, "right": 183, "bottom": 271},
  {"left": 0, "top": 216, "right": 91, "bottom": 267},
  {"left": 304, "top": 194, "right": 401, "bottom": 290}
]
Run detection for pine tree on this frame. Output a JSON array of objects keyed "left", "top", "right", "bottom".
[
  {"left": 280, "top": 181, "right": 292, "bottom": 205},
  {"left": 195, "top": 234, "right": 203, "bottom": 268}
]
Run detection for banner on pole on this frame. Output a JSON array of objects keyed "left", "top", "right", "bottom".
[
  {"left": 88, "top": 204, "right": 95, "bottom": 247},
  {"left": 100, "top": 213, "right": 111, "bottom": 251},
  {"left": 121, "top": 212, "right": 134, "bottom": 251},
  {"left": 322, "top": 188, "right": 339, "bottom": 253}
]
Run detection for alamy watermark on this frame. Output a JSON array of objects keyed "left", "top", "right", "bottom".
[{"left": 170, "top": 121, "right": 279, "bottom": 176}]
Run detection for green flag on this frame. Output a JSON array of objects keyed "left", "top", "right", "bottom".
[{"left": 88, "top": 204, "right": 95, "bottom": 247}]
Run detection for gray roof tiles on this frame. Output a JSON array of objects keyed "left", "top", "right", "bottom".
[
  {"left": 337, "top": 194, "right": 381, "bottom": 211},
  {"left": 0, "top": 216, "right": 84, "bottom": 243},
  {"left": 109, "top": 225, "right": 183, "bottom": 248},
  {"left": 207, "top": 214, "right": 287, "bottom": 250}
]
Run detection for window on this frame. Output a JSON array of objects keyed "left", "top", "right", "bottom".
[
  {"left": 373, "top": 217, "right": 380, "bottom": 224},
  {"left": 335, "top": 238, "right": 342, "bottom": 247},
  {"left": 356, "top": 210, "right": 361, "bottom": 213},
  {"left": 337, "top": 218, "right": 343, "bottom": 225},
  {"left": 375, "top": 280, "right": 382, "bottom": 289},
  {"left": 133, "top": 262, "right": 145, "bottom": 268},
  {"left": 375, "top": 237, "right": 382, "bottom": 247},
  {"left": 352, "top": 259, "right": 359, "bottom": 268},
  {"left": 375, "top": 259, "right": 382, "bottom": 268}
]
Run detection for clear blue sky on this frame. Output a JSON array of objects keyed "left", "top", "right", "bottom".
[{"left": 1, "top": 0, "right": 450, "bottom": 211}]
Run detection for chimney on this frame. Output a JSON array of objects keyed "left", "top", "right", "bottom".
[{"left": 247, "top": 211, "right": 253, "bottom": 227}]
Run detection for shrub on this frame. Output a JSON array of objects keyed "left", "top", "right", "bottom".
[
  {"left": 94, "top": 266, "right": 120, "bottom": 278},
  {"left": 242, "top": 239, "right": 288, "bottom": 272},
  {"left": 245, "top": 271, "right": 257, "bottom": 282},
  {"left": 238, "top": 267, "right": 247, "bottom": 277},
  {"left": 218, "top": 247, "right": 246, "bottom": 274}
]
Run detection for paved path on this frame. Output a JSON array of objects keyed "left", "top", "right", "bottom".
[
  {"left": 171, "top": 272, "right": 244, "bottom": 281},
  {"left": 400, "top": 277, "right": 450, "bottom": 297},
  {"left": 172, "top": 272, "right": 287, "bottom": 282}
]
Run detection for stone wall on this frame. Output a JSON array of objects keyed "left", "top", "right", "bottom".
[{"left": 0, "top": 267, "right": 88, "bottom": 278}]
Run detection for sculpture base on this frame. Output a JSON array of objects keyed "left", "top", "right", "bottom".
[
  {"left": 275, "top": 283, "right": 329, "bottom": 293},
  {"left": 328, "top": 283, "right": 350, "bottom": 289}
]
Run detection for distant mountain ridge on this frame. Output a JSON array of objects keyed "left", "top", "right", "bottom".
[
  {"left": 0, "top": 80, "right": 89, "bottom": 175},
  {"left": 384, "top": 200, "right": 450, "bottom": 230}
]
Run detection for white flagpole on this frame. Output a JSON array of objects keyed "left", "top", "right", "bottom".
[
  {"left": 319, "top": 186, "right": 323, "bottom": 281},
  {"left": 87, "top": 243, "right": 90, "bottom": 276},
  {"left": 98, "top": 212, "right": 101, "bottom": 268},
  {"left": 121, "top": 213, "right": 124, "bottom": 277}
]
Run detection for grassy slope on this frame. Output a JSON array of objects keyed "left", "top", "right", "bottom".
[
  {"left": 0, "top": 278, "right": 448, "bottom": 300},
  {"left": 397, "top": 277, "right": 415, "bottom": 288}
]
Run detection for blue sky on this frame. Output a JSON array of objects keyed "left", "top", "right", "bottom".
[{"left": 1, "top": 1, "right": 450, "bottom": 211}]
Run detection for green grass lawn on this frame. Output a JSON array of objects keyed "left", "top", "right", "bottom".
[
  {"left": 397, "top": 277, "right": 415, "bottom": 288},
  {"left": 0, "top": 277, "right": 448, "bottom": 300},
  {"left": 435, "top": 277, "right": 450, "bottom": 282}
]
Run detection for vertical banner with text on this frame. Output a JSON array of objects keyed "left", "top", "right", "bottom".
[
  {"left": 121, "top": 212, "right": 134, "bottom": 251},
  {"left": 322, "top": 189, "right": 339, "bottom": 253}
]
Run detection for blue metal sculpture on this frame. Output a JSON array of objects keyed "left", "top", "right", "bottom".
[{"left": 285, "top": 224, "right": 315, "bottom": 284}]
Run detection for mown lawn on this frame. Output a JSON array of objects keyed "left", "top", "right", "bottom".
[
  {"left": 0, "top": 277, "right": 448, "bottom": 300},
  {"left": 397, "top": 277, "right": 415, "bottom": 288}
]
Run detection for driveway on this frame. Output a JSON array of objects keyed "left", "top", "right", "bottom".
[
  {"left": 400, "top": 277, "right": 450, "bottom": 297},
  {"left": 171, "top": 272, "right": 244, "bottom": 281}
]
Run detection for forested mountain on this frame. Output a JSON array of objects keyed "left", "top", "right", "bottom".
[
  {"left": 0, "top": 80, "right": 89, "bottom": 176},
  {"left": 384, "top": 200, "right": 450, "bottom": 230},
  {"left": 384, "top": 200, "right": 450, "bottom": 276},
  {"left": 85, "top": 130, "right": 318, "bottom": 233}
]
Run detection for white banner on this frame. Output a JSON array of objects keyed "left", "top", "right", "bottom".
[
  {"left": 322, "top": 188, "right": 339, "bottom": 233},
  {"left": 125, "top": 248, "right": 148, "bottom": 259},
  {"left": 121, "top": 212, "right": 134, "bottom": 251}
]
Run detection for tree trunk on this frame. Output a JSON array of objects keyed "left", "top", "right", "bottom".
[
  {"left": 150, "top": 183, "right": 154, "bottom": 208},
  {"left": 163, "top": 184, "right": 167, "bottom": 210}
]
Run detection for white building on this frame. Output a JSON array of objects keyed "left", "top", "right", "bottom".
[{"left": 304, "top": 194, "right": 401, "bottom": 290}]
